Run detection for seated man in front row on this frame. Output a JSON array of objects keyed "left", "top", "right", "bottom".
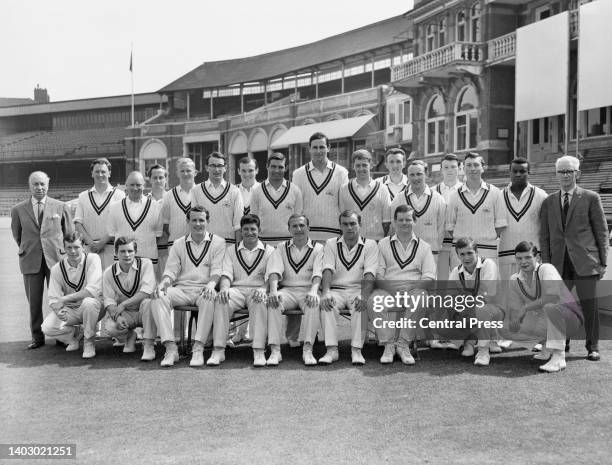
[
  {"left": 320, "top": 210, "right": 379, "bottom": 365},
  {"left": 505, "top": 241, "right": 583, "bottom": 373},
  {"left": 267, "top": 213, "right": 324, "bottom": 366},
  {"left": 211, "top": 214, "right": 275, "bottom": 367},
  {"left": 103, "top": 236, "right": 157, "bottom": 360},
  {"left": 372, "top": 205, "right": 436, "bottom": 365},
  {"left": 42, "top": 232, "right": 104, "bottom": 359},
  {"left": 151, "top": 205, "right": 226, "bottom": 367},
  {"left": 433, "top": 237, "right": 504, "bottom": 366}
]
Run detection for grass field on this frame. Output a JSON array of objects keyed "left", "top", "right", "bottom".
[{"left": 1, "top": 217, "right": 611, "bottom": 465}]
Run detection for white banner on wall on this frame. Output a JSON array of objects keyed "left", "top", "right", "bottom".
[
  {"left": 578, "top": 0, "right": 612, "bottom": 112},
  {"left": 515, "top": 12, "right": 569, "bottom": 122}
]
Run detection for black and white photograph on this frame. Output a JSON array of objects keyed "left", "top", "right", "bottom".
[{"left": 2, "top": 0, "right": 612, "bottom": 463}]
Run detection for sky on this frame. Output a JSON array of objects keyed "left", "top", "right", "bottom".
[{"left": 2, "top": 0, "right": 414, "bottom": 102}]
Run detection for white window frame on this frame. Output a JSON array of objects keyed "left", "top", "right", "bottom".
[
  {"left": 454, "top": 86, "right": 478, "bottom": 152},
  {"left": 470, "top": 2, "right": 481, "bottom": 42},
  {"left": 426, "top": 95, "right": 446, "bottom": 155}
]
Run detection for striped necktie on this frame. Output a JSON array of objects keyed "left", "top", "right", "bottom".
[{"left": 562, "top": 193, "right": 569, "bottom": 224}]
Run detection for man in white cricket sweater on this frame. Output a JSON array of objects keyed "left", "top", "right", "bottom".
[
  {"left": 498, "top": 158, "right": 547, "bottom": 281},
  {"left": 237, "top": 157, "right": 260, "bottom": 216},
  {"left": 213, "top": 214, "right": 275, "bottom": 367},
  {"left": 106, "top": 171, "right": 163, "bottom": 271},
  {"left": 42, "top": 232, "right": 103, "bottom": 359},
  {"left": 74, "top": 158, "right": 125, "bottom": 270},
  {"left": 446, "top": 153, "right": 507, "bottom": 269},
  {"left": 160, "top": 158, "right": 196, "bottom": 277},
  {"left": 320, "top": 210, "right": 379, "bottom": 365},
  {"left": 191, "top": 152, "right": 244, "bottom": 244},
  {"left": 250, "top": 152, "right": 303, "bottom": 245},
  {"left": 434, "top": 154, "right": 463, "bottom": 281},
  {"left": 267, "top": 214, "right": 324, "bottom": 366},
  {"left": 151, "top": 205, "right": 226, "bottom": 367},
  {"left": 376, "top": 147, "right": 408, "bottom": 201},
  {"left": 339, "top": 149, "right": 391, "bottom": 241},
  {"left": 292, "top": 132, "right": 349, "bottom": 241},
  {"left": 372, "top": 205, "right": 436, "bottom": 365},
  {"left": 103, "top": 237, "right": 157, "bottom": 360}
]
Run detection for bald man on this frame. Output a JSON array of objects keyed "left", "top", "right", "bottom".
[
  {"left": 107, "top": 171, "right": 163, "bottom": 272},
  {"left": 11, "top": 171, "right": 72, "bottom": 349}
]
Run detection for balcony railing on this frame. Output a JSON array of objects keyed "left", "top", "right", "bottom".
[
  {"left": 487, "top": 31, "right": 516, "bottom": 64},
  {"left": 391, "top": 42, "right": 485, "bottom": 82}
]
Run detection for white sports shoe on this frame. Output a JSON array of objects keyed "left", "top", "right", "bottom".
[
  {"left": 318, "top": 349, "right": 339, "bottom": 365},
  {"left": 141, "top": 344, "right": 156, "bottom": 361},
  {"left": 351, "top": 348, "right": 365, "bottom": 365},
  {"left": 123, "top": 330, "right": 137, "bottom": 353},
  {"left": 474, "top": 348, "right": 490, "bottom": 366},
  {"left": 82, "top": 341, "right": 96, "bottom": 359},
  {"left": 380, "top": 344, "right": 396, "bottom": 364},
  {"left": 206, "top": 350, "right": 226, "bottom": 366},
  {"left": 303, "top": 350, "right": 317, "bottom": 366},
  {"left": 539, "top": 352, "right": 566, "bottom": 373},
  {"left": 160, "top": 350, "right": 179, "bottom": 367},
  {"left": 189, "top": 350, "right": 204, "bottom": 367},
  {"left": 461, "top": 342, "right": 475, "bottom": 357},
  {"left": 397, "top": 346, "right": 415, "bottom": 365},
  {"left": 266, "top": 350, "right": 282, "bottom": 366},
  {"left": 489, "top": 341, "right": 503, "bottom": 354},
  {"left": 253, "top": 350, "right": 266, "bottom": 367}
]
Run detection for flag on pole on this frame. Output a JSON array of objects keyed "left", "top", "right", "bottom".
[{"left": 129, "top": 50, "right": 133, "bottom": 72}]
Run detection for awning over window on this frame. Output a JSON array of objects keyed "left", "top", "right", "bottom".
[{"left": 270, "top": 114, "right": 375, "bottom": 148}]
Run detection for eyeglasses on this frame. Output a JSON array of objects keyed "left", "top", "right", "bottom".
[{"left": 556, "top": 170, "right": 577, "bottom": 176}]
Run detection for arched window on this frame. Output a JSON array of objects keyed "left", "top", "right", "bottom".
[
  {"left": 470, "top": 3, "right": 481, "bottom": 42},
  {"left": 455, "top": 86, "right": 478, "bottom": 151},
  {"left": 426, "top": 95, "right": 446, "bottom": 155},
  {"left": 426, "top": 24, "right": 436, "bottom": 52},
  {"left": 438, "top": 18, "right": 446, "bottom": 47},
  {"left": 456, "top": 11, "right": 466, "bottom": 42}
]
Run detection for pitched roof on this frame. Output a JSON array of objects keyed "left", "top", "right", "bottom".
[
  {"left": 0, "top": 98, "right": 35, "bottom": 108},
  {"left": 159, "top": 14, "right": 410, "bottom": 93}
]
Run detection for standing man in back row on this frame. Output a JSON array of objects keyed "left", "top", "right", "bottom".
[
  {"left": 292, "top": 132, "right": 349, "bottom": 241},
  {"left": 191, "top": 152, "right": 244, "bottom": 244},
  {"left": 446, "top": 152, "right": 507, "bottom": 269},
  {"left": 11, "top": 171, "right": 73, "bottom": 349},
  {"left": 376, "top": 148, "right": 408, "bottom": 201},
  {"left": 540, "top": 155, "right": 608, "bottom": 361},
  {"left": 74, "top": 158, "right": 125, "bottom": 270}
]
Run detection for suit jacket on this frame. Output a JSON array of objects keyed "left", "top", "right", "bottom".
[
  {"left": 10, "top": 197, "right": 73, "bottom": 274},
  {"left": 539, "top": 186, "right": 608, "bottom": 276}
]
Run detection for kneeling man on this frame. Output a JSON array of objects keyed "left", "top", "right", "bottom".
[
  {"left": 320, "top": 210, "right": 379, "bottom": 365},
  {"left": 214, "top": 214, "right": 275, "bottom": 366},
  {"left": 433, "top": 237, "right": 504, "bottom": 366},
  {"left": 267, "top": 214, "right": 324, "bottom": 366},
  {"left": 372, "top": 205, "right": 436, "bottom": 364},
  {"left": 151, "top": 205, "right": 225, "bottom": 367},
  {"left": 506, "top": 241, "right": 583, "bottom": 373},
  {"left": 42, "top": 232, "right": 103, "bottom": 358},
  {"left": 103, "top": 236, "right": 157, "bottom": 360}
]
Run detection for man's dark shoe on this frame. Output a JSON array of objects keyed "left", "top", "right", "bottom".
[
  {"left": 27, "top": 340, "right": 45, "bottom": 350},
  {"left": 587, "top": 351, "right": 600, "bottom": 362}
]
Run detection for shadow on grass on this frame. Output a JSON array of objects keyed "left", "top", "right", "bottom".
[{"left": 0, "top": 337, "right": 582, "bottom": 378}]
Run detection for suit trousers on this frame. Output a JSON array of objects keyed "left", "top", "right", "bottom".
[
  {"left": 563, "top": 250, "right": 600, "bottom": 351},
  {"left": 22, "top": 257, "right": 50, "bottom": 342}
]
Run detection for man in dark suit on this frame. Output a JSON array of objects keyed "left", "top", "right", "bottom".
[
  {"left": 10, "top": 171, "right": 72, "bottom": 349},
  {"left": 540, "top": 155, "right": 608, "bottom": 361}
]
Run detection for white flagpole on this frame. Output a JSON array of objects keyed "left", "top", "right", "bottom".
[{"left": 130, "top": 44, "right": 135, "bottom": 128}]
